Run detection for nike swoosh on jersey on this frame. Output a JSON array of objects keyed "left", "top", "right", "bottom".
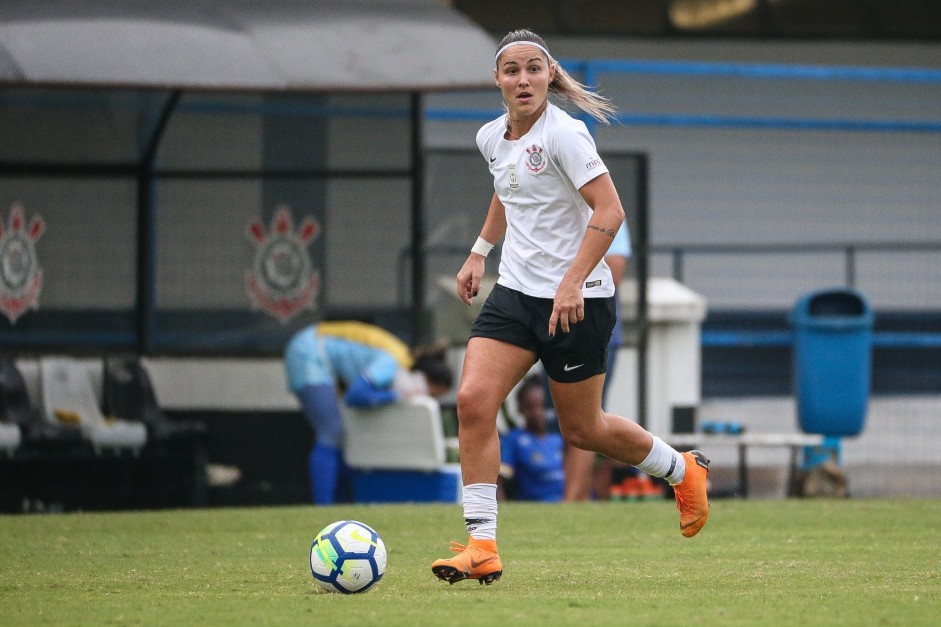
[
  {"left": 490, "top": 156, "right": 497, "bottom": 162},
  {"left": 563, "top": 363, "right": 584, "bottom": 372}
]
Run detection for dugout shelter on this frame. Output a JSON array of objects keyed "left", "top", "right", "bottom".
[{"left": 0, "top": 0, "right": 496, "bottom": 353}]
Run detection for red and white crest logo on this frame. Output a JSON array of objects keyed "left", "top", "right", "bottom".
[
  {"left": 0, "top": 202, "right": 45, "bottom": 325},
  {"left": 525, "top": 144, "right": 547, "bottom": 173},
  {"left": 245, "top": 205, "right": 321, "bottom": 324}
]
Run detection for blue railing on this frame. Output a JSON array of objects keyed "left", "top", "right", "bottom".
[
  {"left": 563, "top": 58, "right": 941, "bottom": 83},
  {"left": 425, "top": 58, "right": 941, "bottom": 135},
  {"left": 701, "top": 330, "right": 941, "bottom": 349}
]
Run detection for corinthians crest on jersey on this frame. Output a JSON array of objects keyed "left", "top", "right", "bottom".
[
  {"left": 0, "top": 202, "right": 45, "bottom": 325},
  {"left": 524, "top": 144, "right": 547, "bottom": 173},
  {"left": 245, "top": 205, "right": 321, "bottom": 324}
]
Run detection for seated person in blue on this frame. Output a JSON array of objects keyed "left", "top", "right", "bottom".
[
  {"left": 285, "top": 321, "right": 453, "bottom": 505},
  {"left": 498, "top": 375, "right": 565, "bottom": 502}
]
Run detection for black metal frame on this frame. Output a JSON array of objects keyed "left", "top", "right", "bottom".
[
  {"left": 0, "top": 87, "right": 429, "bottom": 352},
  {"left": 655, "top": 241, "right": 941, "bottom": 289}
]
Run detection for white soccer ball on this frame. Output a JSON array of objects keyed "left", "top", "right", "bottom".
[{"left": 309, "top": 520, "right": 387, "bottom": 594}]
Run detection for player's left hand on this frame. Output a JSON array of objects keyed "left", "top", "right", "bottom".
[
  {"left": 549, "top": 283, "right": 584, "bottom": 336},
  {"left": 456, "top": 254, "right": 486, "bottom": 305}
]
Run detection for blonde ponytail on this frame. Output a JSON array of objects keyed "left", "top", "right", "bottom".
[{"left": 549, "top": 63, "right": 618, "bottom": 125}]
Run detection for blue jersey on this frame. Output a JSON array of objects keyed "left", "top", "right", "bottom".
[
  {"left": 500, "top": 428, "right": 565, "bottom": 502},
  {"left": 284, "top": 324, "right": 404, "bottom": 393}
]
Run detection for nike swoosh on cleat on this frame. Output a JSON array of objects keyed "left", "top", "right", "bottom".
[
  {"left": 680, "top": 513, "right": 707, "bottom": 530},
  {"left": 469, "top": 556, "right": 497, "bottom": 569}
]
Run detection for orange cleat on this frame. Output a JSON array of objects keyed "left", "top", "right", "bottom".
[
  {"left": 431, "top": 538, "right": 503, "bottom": 585},
  {"left": 673, "top": 450, "right": 711, "bottom": 537}
]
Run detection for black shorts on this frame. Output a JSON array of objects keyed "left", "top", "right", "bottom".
[{"left": 470, "top": 283, "right": 616, "bottom": 383}]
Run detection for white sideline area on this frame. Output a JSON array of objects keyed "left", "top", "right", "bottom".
[
  {"left": 141, "top": 358, "right": 299, "bottom": 411},
  {"left": 38, "top": 357, "right": 147, "bottom": 454}
]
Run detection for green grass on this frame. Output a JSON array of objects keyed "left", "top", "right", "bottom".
[{"left": 1, "top": 499, "right": 938, "bottom": 626}]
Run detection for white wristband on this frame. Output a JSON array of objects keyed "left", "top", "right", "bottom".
[{"left": 471, "top": 236, "right": 494, "bottom": 258}]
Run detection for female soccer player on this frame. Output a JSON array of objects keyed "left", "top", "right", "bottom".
[{"left": 431, "top": 29, "right": 710, "bottom": 586}]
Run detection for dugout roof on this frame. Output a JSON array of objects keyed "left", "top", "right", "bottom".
[{"left": 0, "top": 0, "right": 496, "bottom": 92}]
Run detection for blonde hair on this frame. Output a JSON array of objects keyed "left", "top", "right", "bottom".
[{"left": 495, "top": 29, "right": 618, "bottom": 125}]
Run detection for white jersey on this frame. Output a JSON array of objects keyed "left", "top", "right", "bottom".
[{"left": 477, "top": 102, "right": 614, "bottom": 299}]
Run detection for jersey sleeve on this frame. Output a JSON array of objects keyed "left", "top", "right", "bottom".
[
  {"left": 363, "top": 352, "right": 400, "bottom": 389},
  {"left": 548, "top": 117, "right": 608, "bottom": 190},
  {"left": 344, "top": 374, "right": 398, "bottom": 408},
  {"left": 475, "top": 125, "right": 488, "bottom": 161},
  {"left": 608, "top": 221, "right": 632, "bottom": 258},
  {"left": 476, "top": 117, "right": 502, "bottom": 164}
]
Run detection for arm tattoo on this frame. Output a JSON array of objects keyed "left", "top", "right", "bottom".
[{"left": 587, "top": 224, "right": 616, "bottom": 238}]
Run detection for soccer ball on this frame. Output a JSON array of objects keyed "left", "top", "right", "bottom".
[{"left": 309, "top": 520, "right": 387, "bottom": 594}]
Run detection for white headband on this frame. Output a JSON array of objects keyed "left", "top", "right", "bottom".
[{"left": 494, "top": 40, "right": 552, "bottom": 63}]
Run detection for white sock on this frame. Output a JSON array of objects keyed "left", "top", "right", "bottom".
[
  {"left": 462, "top": 483, "right": 498, "bottom": 540},
  {"left": 635, "top": 436, "right": 687, "bottom": 485}
]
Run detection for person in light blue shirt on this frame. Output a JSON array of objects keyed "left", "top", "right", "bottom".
[
  {"left": 604, "top": 220, "right": 631, "bottom": 400},
  {"left": 499, "top": 375, "right": 565, "bottom": 501},
  {"left": 285, "top": 321, "right": 453, "bottom": 504}
]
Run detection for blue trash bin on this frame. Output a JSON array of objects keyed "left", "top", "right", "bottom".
[{"left": 791, "top": 288, "right": 873, "bottom": 438}]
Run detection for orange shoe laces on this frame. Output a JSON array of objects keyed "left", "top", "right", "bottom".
[{"left": 674, "top": 487, "right": 690, "bottom": 510}]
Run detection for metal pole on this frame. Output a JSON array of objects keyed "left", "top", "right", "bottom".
[
  {"left": 636, "top": 155, "right": 650, "bottom": 429},
  {"left": 410, "top": 92, "right": 426, "bottom": 344},
  {"left": 672, "top": 248, "right": 684, "bottom": 282},
  {"left": 137, "top": 90, "right": 181, "bottom": 354},
  {"left": 846, "top": 245, "right": 856, "bottom": 287}
]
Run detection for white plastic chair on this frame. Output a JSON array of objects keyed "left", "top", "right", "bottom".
[
  {"left": 342, "top": 396, "right": 451, "bottom": 471},
  {"left": 40, "top": 357, "right": 147, "bottom": 454}
]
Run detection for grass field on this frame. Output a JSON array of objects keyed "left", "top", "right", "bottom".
[{"left": 1, "top": 499, "right": 938, "bottom": 626}]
